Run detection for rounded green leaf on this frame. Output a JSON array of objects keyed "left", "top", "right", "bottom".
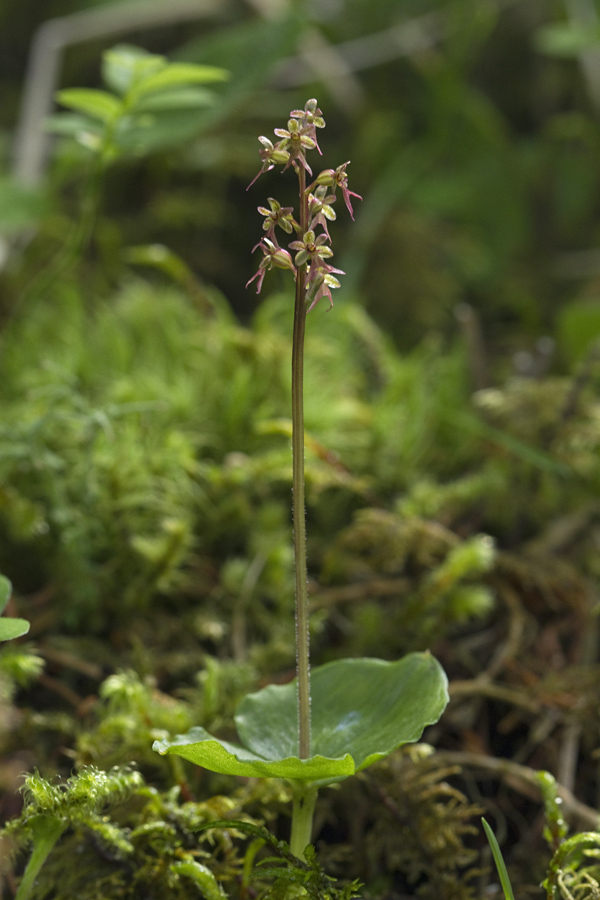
[
  {"left": 153, "top": 653, "right": 447, "bottom": 783},
  {"left": 0, "top": 617, "right": 29, "bottom": 641},
  {"left": 237, "top": 653, "right": 448, "bottom": 772},
  {"left": 153, "top": 726, "right": 354, "bottom": 780}
]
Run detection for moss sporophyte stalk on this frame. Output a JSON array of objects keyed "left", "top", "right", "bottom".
[{"left": 153, "top": 100, "right": 449, "bottom": 861}]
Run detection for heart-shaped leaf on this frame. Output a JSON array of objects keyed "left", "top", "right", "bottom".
[
  {"left": 239, "top": 652, "right": 447, "bottom": 770},
  {"left": 153, "top": 652, "right": 448, "bottom": 783}
]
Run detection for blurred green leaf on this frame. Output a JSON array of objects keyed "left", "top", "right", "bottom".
[
  {"left": 56, "top": 88, "right": 122, "bottom": 123},
  {"left": 536, "top": 23, "right": 600, "bottom": 57},
  {"left": 51, "top": 43, "right": 229, "bottom": 161},
  {"left": 134, "top": 86, "right": 215, "bottom": 113},
  {"left": 113, "top": 109, "right": 223, "bottom": 156},
  {"left": 102, "top": 44, "right": 164, "bottom": 95},
  {"left": 45, "top": 113, "right": 103, "bottom": 139},
  {"left": 0, "top": 617, "right": 30, "bottom": 642},
  {"left": 133, "top": 62, "right": 228, "bottom": 98}
]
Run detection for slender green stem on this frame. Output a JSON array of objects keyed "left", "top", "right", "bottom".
[
  {"left": 15, "top": 816, "right": 65, "bottom": 900},
  {"left": 292, "top": 166, "right": 310, "bottom": 760},
  {"left": 290, "top": 783, "right": 318, "bottom": 860}
]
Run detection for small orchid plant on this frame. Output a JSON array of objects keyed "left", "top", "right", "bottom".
[
  {"left": 154, "top": 101, "right": 448, "bottom": 861},
  {"left": 246, "top": 99, "right": 362, "bottom": 764}
]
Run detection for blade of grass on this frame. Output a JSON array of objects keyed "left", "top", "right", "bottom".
[{"left": 482, "top": 817, "right": 516, "bottom": 900}]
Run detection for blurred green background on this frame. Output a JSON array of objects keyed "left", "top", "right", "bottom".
[{"left": 3, "top": 0, "right": 600, "bottom": 362}]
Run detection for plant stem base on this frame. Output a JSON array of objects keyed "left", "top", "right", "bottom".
[{"left": 290, "top": 783, "right": 318, "bottom": 860}]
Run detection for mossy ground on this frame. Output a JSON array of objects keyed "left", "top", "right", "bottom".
[{"left": 1, "top": 284, "right": 599, "bottom": 899}]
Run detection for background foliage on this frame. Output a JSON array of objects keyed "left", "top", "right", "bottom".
[{"left": 1, "top": 1, "right": 600, "bottom": 899}]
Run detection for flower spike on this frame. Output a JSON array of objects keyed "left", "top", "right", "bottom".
[{"left": 246, "top": 100, "right": 361, "bottom": 311}]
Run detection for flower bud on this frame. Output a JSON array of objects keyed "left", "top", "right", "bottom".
[{"left": 314, "top": 169, "right": 336, "bottom": 187}]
